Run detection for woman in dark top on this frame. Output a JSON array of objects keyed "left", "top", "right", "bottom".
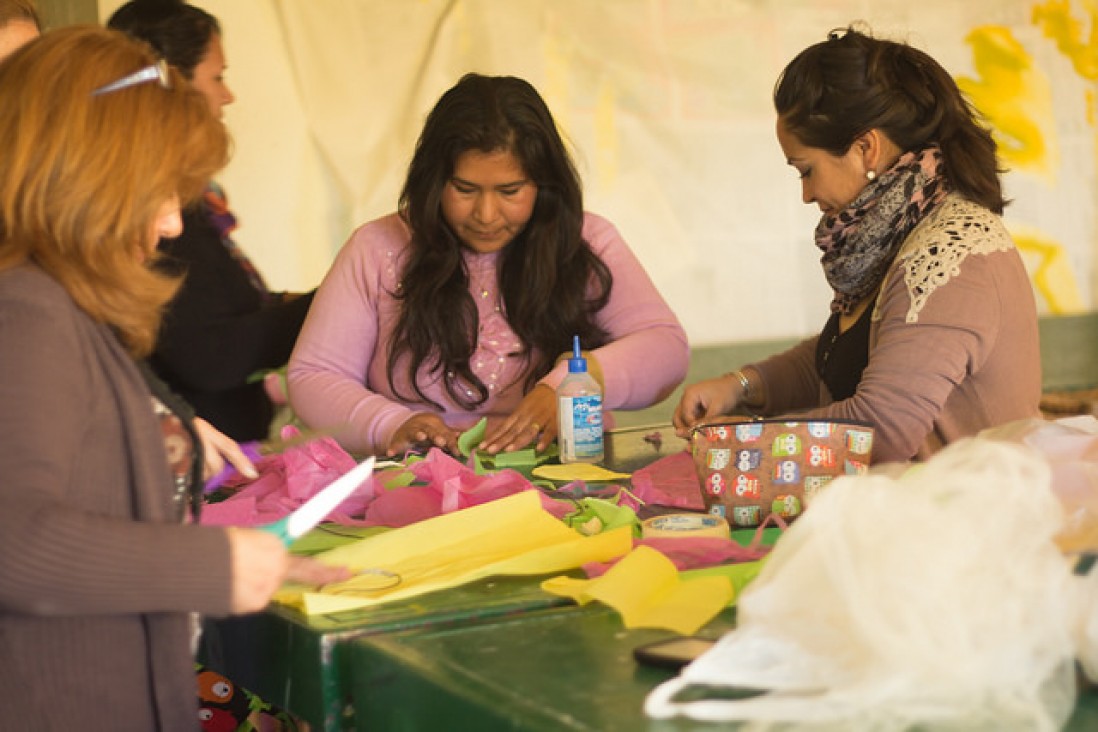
[{"left": 109, "top": 0, "right": 314, "bottom": 441}]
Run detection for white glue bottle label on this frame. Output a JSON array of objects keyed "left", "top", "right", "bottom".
[{"left": 557, "top": 335, "right": 604, "bottom": 464}]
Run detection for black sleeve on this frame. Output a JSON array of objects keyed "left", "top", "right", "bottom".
[{"left": 151, "top": 207, "right": 314, "bottom": 392}]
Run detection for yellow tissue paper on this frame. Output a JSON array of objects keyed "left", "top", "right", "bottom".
[
  {"left": 275, "top": 490, "right": 633, "bottom": 615},
  {"left": 532, "top": 463, "right": 631, "bottom": 482},
  {"left": 541, "top": 545, "right": 733, "bottom": 635}
]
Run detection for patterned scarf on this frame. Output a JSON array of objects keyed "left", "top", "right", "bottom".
[
  {"left": 203, "top": 182, "right": 271, "bottom": 298},
  {"left": 815, "top": 145, "right": 949, "bottom": 315}
]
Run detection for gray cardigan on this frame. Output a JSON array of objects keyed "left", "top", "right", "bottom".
[{"left": 0, "top": 264, "right": 234, "bottom": 730}]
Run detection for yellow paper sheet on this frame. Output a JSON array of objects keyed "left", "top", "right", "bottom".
[
  {"left": 541, "top": 545, "right": 733, "bottom": 635},
  {"left": 532, "top": 463, "right": 631, "bottom": 482},
  {"left": 275, "top": 490, "right": 633, "bottom": 615}
]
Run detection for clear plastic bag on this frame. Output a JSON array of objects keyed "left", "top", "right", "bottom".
[
  {"left": 645, "top": 436, "right": 1079, "bottom": 731},
  {"left": 983, "top": 416, "right": 1098, "bottom": 557}
]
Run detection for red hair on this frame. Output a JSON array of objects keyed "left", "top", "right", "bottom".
[{"left": 0, "top": 25, "right": 230, "bottom": 355}]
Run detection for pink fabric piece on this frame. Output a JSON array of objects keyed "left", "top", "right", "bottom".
[
  {"left": 200, "top": 438, "right": 572, "bottom": 530},
  {"left": 356, "top": 485, "right": 450, "bottom": 527},
  {"left": 200, "top": 495, "right": 257, "bottom": 527},
  {"left": 350, "top": 448, "right": 572, "bottom": 527},
  {"left": 581, "top": 536, "right": 772, "bottom": 578},
  {"left": 630, "top": 449, "right": 705, "bottom": 510},
  {"left": 200, "top": 425, "right": 371, "bottom": 528}
]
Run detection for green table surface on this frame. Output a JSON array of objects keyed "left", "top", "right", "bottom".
[
  {"left": 347, "top": 603, "right": 1098, "bottom": 732},
  {"left": 201, "top": 425, "right": 687, "bottom": 730},
  {"left": 200, "top": 574, "right": 577, "bottom": 730}
]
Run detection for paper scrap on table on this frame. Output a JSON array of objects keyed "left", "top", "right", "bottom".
[
  {"left": 680, "top": 558, "right": 769, "bottom": 603},
  {"left": 533, "top": 463, "right": 631, "bottom": 483},
  {"left": 630, "top": 450, "right": 706, "bottom": 510},
  {"left": 459, "top": 417, "right": 558, "bottom": 475},
  {"left": 564, "top": 497, "right": 639, "bottom": 536},
  {"left": 540, "top": 545, "right": 733, "bottom": 635},
  {"left": 275, "top": 490, "right": 633, "bottom": 615},
  {"left": 457, "top": 417, "right": 488, "bottom": 457}
]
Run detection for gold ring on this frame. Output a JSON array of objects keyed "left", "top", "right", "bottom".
[{"left": 530, "top": 422, "right": 541, "bottom": 432}]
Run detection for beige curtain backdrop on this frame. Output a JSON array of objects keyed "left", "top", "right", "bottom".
[{"left": 98, "top": 0, "right": 1098, "bottom": 346}]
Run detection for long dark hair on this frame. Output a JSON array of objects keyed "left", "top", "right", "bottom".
[
  {"left": 774, "top": 26, "right": 1005, "bottom": 213},
  {"left": 106, "top": 0, "right": 220, "bottom": 79},
  {"left": 390, "top": 73, "right": 612, "bottom": 411}
]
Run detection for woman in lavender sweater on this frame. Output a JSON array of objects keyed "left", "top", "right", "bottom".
[{"left": 289, "top": 73, "right": 688, "bottom": 458}]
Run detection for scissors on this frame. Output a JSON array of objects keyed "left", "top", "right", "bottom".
[{"left": 261, "top": 456, "right": 376, "bottom": 546}]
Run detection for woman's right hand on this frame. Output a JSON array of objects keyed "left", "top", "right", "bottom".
[
  {"left": 226, "top": 527, "right": 289, "bottom": 614},
  {"left": 672, "top": 374, "right": 741, "bottom": 439},
  {"left": 195, "top": 417, "right": 258, "bottom": 483},
  {"left": 387, "top": 412, "right": 460, "bottom": 457}
]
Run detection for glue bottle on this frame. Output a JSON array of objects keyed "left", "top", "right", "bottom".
[{"left": 557, "top": 335, "right": 604, "bottom": 463}]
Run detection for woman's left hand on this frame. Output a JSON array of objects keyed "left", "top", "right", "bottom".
[
  {"left": 479, "top": 383, "right": 557, "bottom": 454},
  {"left": 194, "top": 417, "right": 258, "bottom": 482}
]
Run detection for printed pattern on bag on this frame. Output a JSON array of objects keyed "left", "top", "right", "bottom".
[{"left": 692, "top": 420, "right": 873, "bottom": 528}]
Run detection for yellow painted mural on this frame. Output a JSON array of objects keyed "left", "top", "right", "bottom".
[
  {"left": 1032, "top": 0, "right": 1098, "bottom": 80},
  {"left": 1015, "top": 228, "right": 1087, "bottom": 312},
  {"left": 957, "top": 10, "right": 1091, "bottom": 314},
  {"left": 1028, "top": 0, "right": 1098, "bottom": 312},
  {"left": 957, "top": 26, "right": 1055, "bottom": 178}
]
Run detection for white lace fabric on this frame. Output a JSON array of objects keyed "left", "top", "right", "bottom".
[{"left": 879, "top": 196, "right": 1014, "bottom": 324}]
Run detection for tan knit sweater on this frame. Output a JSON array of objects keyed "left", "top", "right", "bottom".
[
  {"left": 750, "top": 194, "right": 1042, "bottom": 464},
  {"left": 0, "top": 264, "right": 233, "bottom": 730}
]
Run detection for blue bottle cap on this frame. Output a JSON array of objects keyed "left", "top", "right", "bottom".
[{"left": 568, "top": 335, "right": 587, "bottom": 373}]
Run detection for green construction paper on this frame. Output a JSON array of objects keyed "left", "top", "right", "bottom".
[
  {"left": 289, "top": 524, "right": 392, "bottom": 555},
  {"left": 458, "top": 418, "right": 558, "bottom": 476},
  {"left": 492, "top": 448, "right": 537, "bottom": 469},
  {"left": 680, "top": 555, "right": 770, "bottom": 606},
  {"left": 380, "top": 468, "right": 416, "bottom": 490},
  {"left": 458, "top": 418, "right": 488, "bottom": 457},
  {"left": 246, "top": 364, "right": 286, "bottom": 385},
  {"left": 534, "top": 442, "right": 560, "bottom": 463},
  {"left": 564, "top": 497, "right": 639, "bottom": 536},
  {"left": 471, "top": 450, "right": 490, "bottom": 476},
  {"left": 729, "top": 526, "right": 783, "bottom": 548}
]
